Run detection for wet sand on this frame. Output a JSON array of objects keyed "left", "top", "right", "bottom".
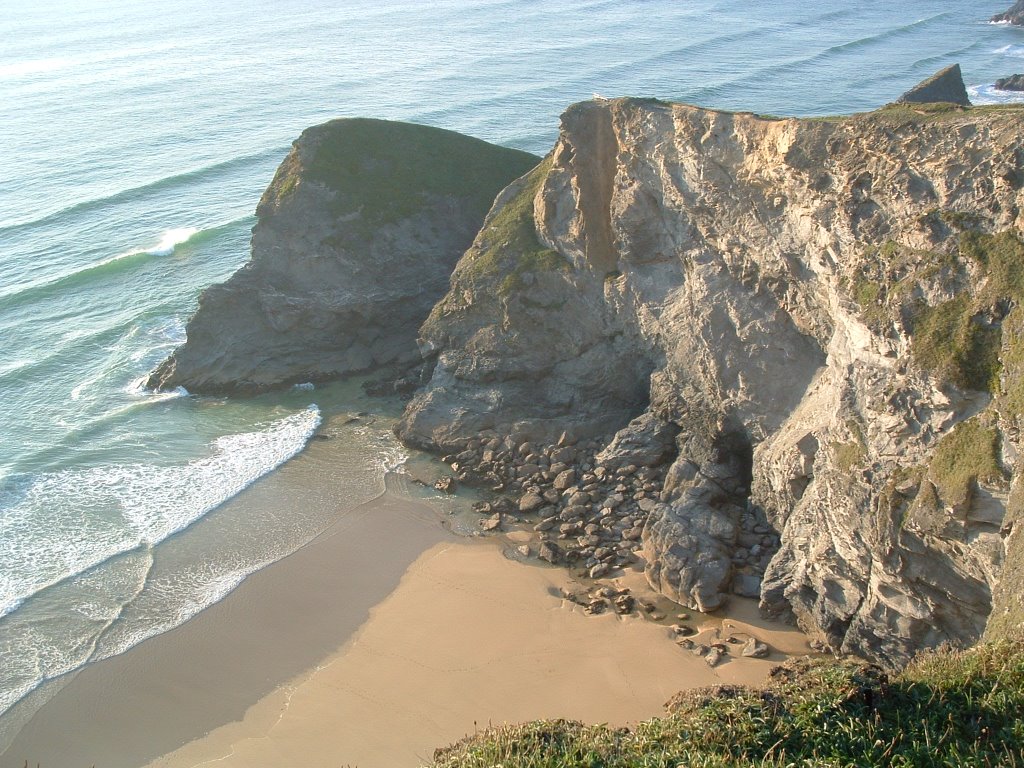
[{"left": 0, "top": 480, "right": 448, "bottom": 768}]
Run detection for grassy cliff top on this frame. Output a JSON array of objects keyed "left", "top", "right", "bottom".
[
  {"left": 430, "top": 635, "right": 1024, "bottom": 767},
  {"left": 285, "top": 117, "right": 540, "bottom": 223}
]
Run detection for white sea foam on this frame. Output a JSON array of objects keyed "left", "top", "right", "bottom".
[
  {"left": 292, "top": 382, "right": 315, "bottom": 391},
  {"left": 0, "top": 359, "right": 34, "bottom": 378},
  {"left": 146, "top": 227, "right": 199, "bottom": 256},
  {"left": 968, "top": 83, "right": 1024, "bottom": 105},
  {"left": 0, "top": 406, "right": 321, "bottom": 617},
  {"left": 995, "top": 43, "right": 1024, "bottom": 58},
  {"left": 91, "top": 567, "right": 253, "bottom": 663},
  {"left": 124, "top": 375, "right": 189, "bottom": 400}
]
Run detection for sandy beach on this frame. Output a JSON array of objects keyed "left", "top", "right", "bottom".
[
  {"left": 145, "top": 536, "right": 808, "bottom": 768},
  {"left": 2, "top": 472, "right": 809, "bottom": 768}
]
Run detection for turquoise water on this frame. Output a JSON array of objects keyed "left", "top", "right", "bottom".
[{"left": 1, "top": 0, "right": 1023, "bottom": 737}]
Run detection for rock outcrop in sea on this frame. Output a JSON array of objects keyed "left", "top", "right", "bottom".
[
  {"left": 996, "top": 74, "right": 1024, "bottom": 91},
  {"left": 147, "top": 119, "right": 537, "bottom": 394},
  {"left": 992, "top": 0, "right": 1024, "bottom": 25},
  {"left": 156, "top": 67, "right": 1024, "bottom": 668},
  {"left": 895, "top": 63, "right": 971, "bottom": 107}
]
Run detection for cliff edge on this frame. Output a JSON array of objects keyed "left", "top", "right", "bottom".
[
  {"left": 398, "top": 95, "right": 1024, "bottom": 666},
  {"left": 147, "top": 118, "right": 537, "bottom": 394}
]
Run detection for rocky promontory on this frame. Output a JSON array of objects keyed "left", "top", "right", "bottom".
[
  {"left": 398, "top": 86, "right": 1024, "bottom": 666},
  {"left": 155, "top": 68, "right": 1024, "bottom": 669},
  {"left": 992, "top": 0, "right": 1024, "bottom": 25},
  {"left": 147, "top": 119, "right": 537, "bottom": 394},
  {"left": 996, "top": 73, "right": 1024, "bottom": 91}
]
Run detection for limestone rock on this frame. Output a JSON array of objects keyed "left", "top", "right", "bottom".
[
  {"left": 896, "top": 64, "right": 971, "bottom": 107},
  {"left": 147, "top": 119, "right": 537, "bottom": 394}
]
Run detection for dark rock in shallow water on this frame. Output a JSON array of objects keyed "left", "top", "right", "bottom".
[
  {"left": 147, "top": 119, "right": 538, "bottom": 395},
  {"left": 995, "top": 74, "right": 1024, "bottom": 92},
  {"left": 896, "top": 64, "right": 971, "bottom": 107},
  {"left": 992, "top": 1, "right": 1024, "bottom": 25}
]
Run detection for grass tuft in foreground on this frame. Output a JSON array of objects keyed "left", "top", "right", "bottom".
[{"left": 429, "top": 636, "right": 1024, "bottom": 767}]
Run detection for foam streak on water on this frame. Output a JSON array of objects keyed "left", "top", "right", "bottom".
[{"left": 0, "top": 406, "right": 321, "bottom": 617}]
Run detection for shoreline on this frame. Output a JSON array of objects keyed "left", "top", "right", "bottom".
[
  {"left": 1, "top": 467, "right": 809, "bottom": 768},
  {"left": 0, "top": 473, "right": 449, "bottom": 768},
  {"left": 144, "top": 535, "right": 809, "bottom": 768}
]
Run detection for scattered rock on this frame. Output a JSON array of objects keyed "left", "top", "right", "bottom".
[
  {"left": 670, "top": 624, "right": 696, "bottom": 637},
  {"left": 553, "top": 469, "right": 578, "bottom": 491},
  {"left": 480, "top": 513, "right": 503, "bottom": 532},
  {"left": 518, "top": 492, "right": 546, "bottom": 514},
  {"left": 732, "top": 572, "right": 763, "bottom": 599},
  {"left": 741, "top": 638, "right": 770, "bottom": 658},
  {"left": 614, "top": 594, "right": 636, "bottom": 614},
  {"left": 538, "top": 541, "right": 561, "bottom": 564},
  {"left": 433, "top": 476, "right": 457, "bottom": 494},
  {"left": 585, "top": 598, "right": 608, "bottom": 615},
  {"left": 705, "top": 647, "right": 724, "bottom": 667},
  {"left": 589, "top": 563, "right": 611, "bottom": 579}
]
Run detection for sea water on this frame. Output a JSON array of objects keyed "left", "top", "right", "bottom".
[{"left": 1, "top": 0, "right": 1023, "bottom": 743}]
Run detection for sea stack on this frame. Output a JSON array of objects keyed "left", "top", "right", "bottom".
[
  {"left": 896, "top": 63, "right": 971, "bottom": 106},
  {"left": 147, "top": 119, "right": 538, "bottom": 395}
]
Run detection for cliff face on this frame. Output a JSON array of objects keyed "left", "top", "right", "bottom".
[
  {"left": 147, "top": 118, "right": 537, "bottom": 394},
  {"left": 398, "top": 98, "right": 1024, "bottom": 665}
]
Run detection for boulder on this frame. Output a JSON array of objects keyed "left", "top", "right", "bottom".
[
  {"left": 518, "top": 492, "right": 546, "bottom": 514},
  {"left": 740, "top": 638, "right": 770, "bottom": 658},
  {"left": 595, "top": 413, "right": 679, "bottom": 470}
]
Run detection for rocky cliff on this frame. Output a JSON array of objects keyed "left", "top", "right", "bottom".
[
  {"left": 147, "top": 118, "right": 537, "bottom": 394},
  {"left": 397, "top": 96, "right": 1024, "bottom": 666}
]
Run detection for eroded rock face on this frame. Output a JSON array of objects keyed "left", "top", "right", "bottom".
[
  {"left": 398, "top": 95, "right": 1024, "bottom": 666},
  {"left": 147, "top": 119, "right": 538, "bottom": 394}
]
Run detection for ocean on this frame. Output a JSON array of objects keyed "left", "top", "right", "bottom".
[{"left": 2, "top": 0, "right": 1023, "bottom": 749}]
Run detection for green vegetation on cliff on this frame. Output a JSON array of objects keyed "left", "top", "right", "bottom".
[
  {"left": 288, "top": 118, "right": 539, "bottom": 223},
  {"left": 430, "top": 637, "right": 1024, "bottom": 768},
  {"left": 458, "top": 155, "right": 570, "bottom": 296},
  {"left": 929, "top": 418, "right": 1005, "bottom": 509},
  {"left": 851, "top": 230, "right": 1024, "bottom": 397}
]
